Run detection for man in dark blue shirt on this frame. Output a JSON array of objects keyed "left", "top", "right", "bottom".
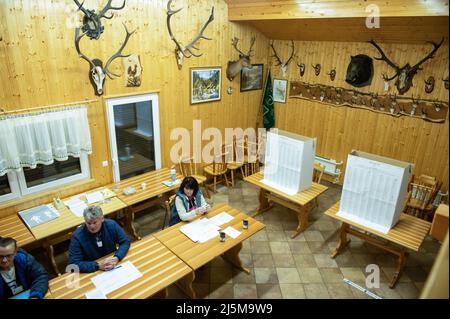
[{"left": 68, "top": 206, "right": 131, "bottom": 273}]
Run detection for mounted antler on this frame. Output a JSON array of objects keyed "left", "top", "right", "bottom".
[
  {"left": 369, "top": 38, "right": 444, "bottom": 95},
  {"left": 166, "top": 0, "right": 214, "bottom": 69},
  {"left": 75, "top": 23, "right": 134, "bottom": 95},
  {"left": 226, "top": 36, "right": 256, "bottom": 81},
  {"left": 73, "top": 0, "right": 126, "bottom": 40},
  {"left": 270, "top": 40, "right": 294, "bottom": 78}
]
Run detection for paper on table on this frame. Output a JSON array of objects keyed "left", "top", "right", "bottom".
[
  {"left": 209, "top": 212, "right": 234, "bottom": 227},
  {"left": 90, "top": 261, "right": 142, "bottom": 295},
  {"left": 223, "top": 226, "right": 241, "bottom": 239},
  {"left": 68, "top": 202, "right": 88, "bottom": 217},
  {"left": 85, "top": 289, "right": 107, "bottom": 299},
  {"left": 86, "top": 191, "right": 104, "bottom": 204},
  {"left": 162, "top": 179, "right": 181, "bottom": 187},
  {"left": 180, "top": 218, "right": 220, "bottom": 243}
]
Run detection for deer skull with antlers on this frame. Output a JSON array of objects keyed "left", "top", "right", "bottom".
[
  {"left": 270, "top": 40, "right": 294, "bottom": 78},
  {"left": 73, "top": 0, "right": 126, "bottom": 40},
  {"left": 369, "top": 39, "right": 444, "bottom": 95},
  {"left": 166, "top": 0, "right": 214, "bottom": 69},
  {"left": 226, "top": 36, "right": 256, "bottom": 81},
  {"left": 75, "top": 23, "right": 134, "bottom": 95}
]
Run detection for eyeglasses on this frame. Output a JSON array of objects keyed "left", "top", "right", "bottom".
[{"left": 0, "top": 254, "right": 14, "bottom": 260}]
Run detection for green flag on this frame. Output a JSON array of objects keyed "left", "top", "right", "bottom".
[{"left": 262, "top": 68, "right": 274, "bottom": 130}]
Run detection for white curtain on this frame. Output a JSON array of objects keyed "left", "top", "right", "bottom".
[{"left": 0, "top": 106, "right": 92, "bottom": 176}]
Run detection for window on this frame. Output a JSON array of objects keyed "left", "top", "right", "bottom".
[
  {"left": 106, "top": 93, "right": 161, "bottom": 182},
  {"left": 0, "top": 155, "right": 90, "bottom": 203}
]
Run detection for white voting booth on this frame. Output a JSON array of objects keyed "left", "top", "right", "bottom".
[
  {"left": 338, "top": 150, "right": 414, "bottom": 234},
  {"left": 262, "top": 130, "right": 316, "bottom": 195}
]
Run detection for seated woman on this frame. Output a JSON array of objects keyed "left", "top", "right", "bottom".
[{"left": 169, "top": 176, "right": 211, "bottom": 226}]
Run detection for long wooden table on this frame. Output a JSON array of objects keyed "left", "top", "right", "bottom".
[
  {"left": 48, "top": 235, "right": 192, "bottom": 299},
  {"left": 0, "top": 214, "right": 35, "bottom": 247},
  {"left": 325, "top": 201, "right": 431, "bottom": 288},
  {"left": 244, "top": 171, "right": 328, "bottom": 238},
  {"left": 153, "top": 203, "right": 265, "bottom": 298},
  {"left": 106, "top": 168, "right": 184, "bottom": 239}
]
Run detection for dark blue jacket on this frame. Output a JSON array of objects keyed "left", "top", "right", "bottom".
[
  {"left": 0, "top": 249, "right": 49, "bottom": 299},
  {"left": 68, "top": 219, "right": 130, "bottom": 273},
  {"left": 169, "top": 189, "right": 203, "bottom": 226}
]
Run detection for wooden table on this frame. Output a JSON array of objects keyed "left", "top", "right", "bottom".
[
  {"left": 325, "top": 201, "right": 431, "bottom": 288},
  {"left": 0, "top": 214, "right": 35, "bottom": 247},
  {"left": 244, "top": 171, "right": 328, "bottom": 238},
  {"left": 48, "top": 235, "right": 192, "bottom": 299},
  {"left": 106, "top": 168, "right": 184, "bottom": 239},
  {"left": 153, "top": 203, "right": 265, "bottom": 298}
]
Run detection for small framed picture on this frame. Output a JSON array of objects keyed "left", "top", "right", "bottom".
[
  {"left": 190, "top": 67, "right": 222, "bottom": 104},
  {"left": 273, "top": 79, "right": 288, "bottom": 103},
  {"left": 240, "top": 64, "right": 264, "bottom": 92}
]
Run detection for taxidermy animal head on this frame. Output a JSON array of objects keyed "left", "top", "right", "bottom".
[
  {"left": 73, "top": 0, "right": 126, "bottom": 40},
  {"left": 166, "top": 0, "right": 214, "bottom": 69},
  {"left": 424, "top": 76, "right": 435, "bottom": 94},
  {"left": 345, "top": 54, "right": 374, "bottom": 87},
  {"left": 297, "top": 63, "right": 305, "bottom": 77},
  {"left": 226, "top": 36, "right": 256, "bottom": 81},
  {"left": 369, "top": 39, "right": 444, "bottom": 95},
  {"left": 75, "top": 24, "right": 134, "bottom": 95},
  {"left": 444, "top": 76, "right": 449, "bottom": 90},
  {"left": 270, "top": 40, "right": 295, "bottom": 78},
  {"left": 312, "top": 64, "right": 321, "bottom": 76},
  {"left": 328, "top": 68, "right": 336, "bottom": 81}
]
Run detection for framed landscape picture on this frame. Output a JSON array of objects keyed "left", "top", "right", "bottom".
[
  {"left": 240, "top": 64, "right": 264, "bottom": 92},
  {"left": 190, "top": 67, "right": 222, "bottom": 104},
  {"left": 273, "top": 79, "right": 288, "bottom": 103}
]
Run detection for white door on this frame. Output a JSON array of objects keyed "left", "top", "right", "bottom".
[{"left": 106, "top": 93, "right": 162, "bottom": 182}]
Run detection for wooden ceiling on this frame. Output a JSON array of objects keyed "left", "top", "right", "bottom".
[{"left": 224, "top": 0, "right": 449, "bottom": 43}]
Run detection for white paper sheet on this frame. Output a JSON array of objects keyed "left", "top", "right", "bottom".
[
  {"left": 86, "top": 191, "right": 104, "bottom": 204},
  {"left": 68, "top": 202, "right": 88, "bottom": 217},
  {"left": 209, "top": 212, "right": 234, "bottom": 227},
  {"left": 180, "top": 218, "right": 220, "bottom": 243},
  {"left": 90, "top": 261, "right": 142, "bottom": 295},
  {"left": 64, "top": 197, "right": 85, "bottom": 207},
  {"left": 223, "top": 226, "right": 241, "bottom": 239},
  {"left": 85, "top": 289, "right": 107, "bottom": 299}
]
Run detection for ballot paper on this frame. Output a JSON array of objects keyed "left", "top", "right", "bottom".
[
  {"left": 223, "top": 226, "right": 241, "bottom": 239},
  {"left": 90, "top": 261, "right": 142, "bottom": 295},
  {"left": 85, "top": 191, "right": 104, "bottom": 204},
  {"left": 180, "top": 218, "right": 220, "bottom": 243},
  {"left": 85, "top": 289, "right": 107, "bottom": 299},
  {"left": 209, "top": 212, "right": 234, "bottom": 227}
]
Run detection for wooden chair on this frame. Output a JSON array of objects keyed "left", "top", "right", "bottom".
[
  {"left": 44, "top": 232, "right": 73, "bottom": 276},
  {"left": 244, "top": 139, "right": 261, "bottom": 176},
  {"left": 177, "top": 155, "right": 210, "bottom": 198},
  {"left": 203, "top": 151, "right": 230, "bottom": 193},
  {"left": 162, "top": 194, "right": 176, "bottom": 229},
  {"left": 223, "top": 141, "right": 245, "bottom": 187},
  {"left": 405, "top": 176, "right": 442, "bottom": 221},
  {"left": 311, "top": 163, "right": 325, "bottom": 210}
]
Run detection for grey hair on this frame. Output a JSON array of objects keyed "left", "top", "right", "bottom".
[{"left": 83, "top": 206, "right": 104, "bottom": 222}]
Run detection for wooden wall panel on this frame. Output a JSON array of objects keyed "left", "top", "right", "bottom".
[
  {"left": 0, "top": 0, "right": 269, "bottom": 216},
  {"left": 268, "top": 40, "right": 449, "bottom": 190}
]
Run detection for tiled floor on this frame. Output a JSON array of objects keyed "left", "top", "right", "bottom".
[{"left": 43, "top": 178, "right": 441, "bottom": 299}]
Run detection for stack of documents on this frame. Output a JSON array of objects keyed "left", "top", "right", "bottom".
[
  {"left": 90, "top": 261, "right": 142, "bottom": 297},
  {"left": 209, "top": 212, "right": 234, "bottom": 226},
  {"left": 180, "top": 218, "right": 221, "bottom": 243},
  {"left": 64, "top": 197, "right": 88, "bottom": 217},
  {"left": 162, "top": 179, "right": 180, "bottom": 187}
]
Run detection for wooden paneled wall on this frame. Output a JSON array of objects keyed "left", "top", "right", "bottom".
[
  {"left": 267, "top": 40, "right": 449, "bottom": 190},
  {"left": 0, "top": 0, "right": 269, "bottom": 216}
]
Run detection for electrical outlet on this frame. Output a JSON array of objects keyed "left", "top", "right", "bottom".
[{"left": 102, "top": 161, "right": 109, "bottom": 167}]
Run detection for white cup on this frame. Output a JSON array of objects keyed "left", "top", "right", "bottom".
[{"left": 141, "top": 182, "right": 147, "bottom": 190}]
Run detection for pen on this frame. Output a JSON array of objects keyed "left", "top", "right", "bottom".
[{"left": 106, "top": 265, "right": 122, "bottom": 272}]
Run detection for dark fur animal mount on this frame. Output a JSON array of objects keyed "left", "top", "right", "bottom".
[
  {"left": 424, "top": 76, "right": 435, "bottom": 94},
  {"left": 345, "top": 54, "right": 373, "bottom": 87}
]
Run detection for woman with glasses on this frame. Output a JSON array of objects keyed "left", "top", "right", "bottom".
[{"left": 0, "top": 237, "right": 48, "bottom": 299}]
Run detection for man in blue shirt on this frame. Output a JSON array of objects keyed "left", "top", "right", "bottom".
[
  {"left": 0, "top": 237, "right": 48, "bottom": 299},
  {"left": 68, "top": 206, "right": 131, "bottom": 273}
]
